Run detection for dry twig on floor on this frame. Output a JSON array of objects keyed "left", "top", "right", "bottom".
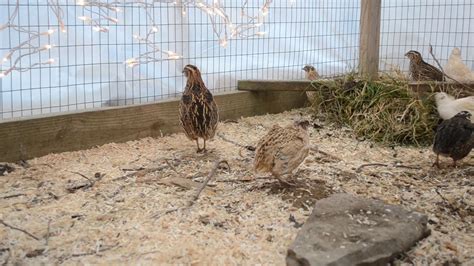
[
  {"left": 153, "top": 160, "right": 230, "bottom": 219},
  {"left": 188, "top": 160, "right": 230, "bottom": 207},
  {"left": 217, "top": 133, "right": 255, "bottom": 151},
  {"left": 0, "top": 219, "right": 39, "bottom": 241},
  {"left": 310, "top": 146, "right": 342, "bottom": 162}
]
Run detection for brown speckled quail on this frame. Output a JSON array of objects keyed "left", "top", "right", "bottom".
[
  {"left": 179, "top": 65, "right": 219, "bottom": 153},
  {"left": 302, "top": 65, "right": 320, "bottom": 105},
  {"left": 254, "top": 120, "right": 310, "bottom": 185},
  {"left": 433, "top": 111, "right": 474, "bottom": 168},
  {"left": 405, "top": 50, "right": 444, "bottom": 81}
]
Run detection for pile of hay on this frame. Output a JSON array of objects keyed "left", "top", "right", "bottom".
[{"left": 309, "top": 74, "right": 438, "bottom": 146}]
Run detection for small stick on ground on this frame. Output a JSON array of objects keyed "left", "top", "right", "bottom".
[
  {"left": 356, "top": 163, "right": 389, "bottom": 173},
  {"left": 69, "top": 171, "right": 95, "bottom": 186},
  {"left": 0, "top": 219, "right": 40, "bottom": 241},
  {"left": 217, "top": 133, "right": 255, "bottom": 151},
  {"left": 356, "top": 162, "right": 422, "bottom": 173},
  {"left": 435, "top": 189, "right": 459, "bottom": 212},
  {"left": 45, "top": 219, "right": 51, "bottom": 246},
  {"left": 2, "top": 193, "right": 26, "bottom": 199},
  {"left": 310, "top": 146, "right": 342, "bottom": 162},
  {"left": 153, "top": 160, "right": 230, "bottom": 218},
  {"left": 188, "top": 160, "right": 230, "bottom": 207},
  {"left": 164, "top": 159, "right": 180, "bottom": 174}
]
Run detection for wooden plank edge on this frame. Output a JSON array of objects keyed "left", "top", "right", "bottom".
[
  {"left": 238, "top": 80, "right": 474, "bottom": 96},
  {"left": 0, "top": 90, "right": 307, "bottom": 162}
]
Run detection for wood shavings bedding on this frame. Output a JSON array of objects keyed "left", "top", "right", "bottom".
[{"left": 0, "top": 108, "right": 472, "bottom": 265}]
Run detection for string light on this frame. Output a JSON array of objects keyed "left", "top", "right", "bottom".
[{"left": 1, "top": 0, "right": 275, "bottom": 78}]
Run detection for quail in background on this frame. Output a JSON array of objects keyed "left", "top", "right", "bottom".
[
  {"left": 433, "top": 111, "right": 474, "bottom": 168},
  {"left": 302, "top": 65, "right": 320, "bottom": 105},
  {"left": 254, "top": 120, "right": 310, "bottom": 185},
  {"left": 405, "top": 50, "right": 444, "bottom": 81},
  {"left": 435, "top": 92, "right": 474, "bottom": 123},
  {"left": 179, "top": 65, "right": 219, "bottom": 152}
]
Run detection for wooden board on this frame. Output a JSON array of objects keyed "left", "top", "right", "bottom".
[
  {"left": 238, "top": 80, "right": 316, "bottom": 92},
  {"left": 0, "top": 90, "right": 307, "bottom": 162},
  {"left": 239, "top": 80, "right": 474, "bottom": 97}
]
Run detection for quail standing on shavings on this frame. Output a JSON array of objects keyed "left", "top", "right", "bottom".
[
  {"left": 435, "top": 92, "right": 474, "bottom": 123},
  {"left": 433, "top": 111, "right": 474, "bottom": 168},
  {"left": 302, "top": 65, "right": 320, "bottom": 105},
  {"left": 254, "top": 120, "right": 310, "bottom": 185},
  {"left": 405, "top": 50, "right": 444, "bottom": 81},
  {"left": 179, "top": 65, "right": 219, "bottom": 153},
  {"left": 302, "top": 65, "right": 319, "bottom": 81}
]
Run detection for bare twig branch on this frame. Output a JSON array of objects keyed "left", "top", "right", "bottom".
[
  {"left": 164, "top": 159, "right": 179, "bottom": 174},
  {"left": 356, "top": 163, "right": 388, "bottom": 173},
  {"left": 153, "top": 159, "right": 230, "bottom": 219},
  {"left": 0, "top": 219, "right": 40, "bottom": 241},
  {"left": 356, "top": 162, "right": 422, "bottom": 173},
  {"left": 45, "top": 220, "right": 51, "bottom": 246},
  {"left": 1, "top": 193, "right": 26, "bottom": 199},
  {"left": 310, "top": 146, "right": 342, "bottom": 162},
  {"left": 428, "top": 44, "right": 471, "bottom": 90},
  {"left": 217, "top": 133, "right": 255, "bottom": 151},
  {"left": 188, "top": 160, "right": 230, "bottom": 207}
]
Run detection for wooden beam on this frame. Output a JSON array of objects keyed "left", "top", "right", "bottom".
[
  {"left": 238, "top": 79, "right": 474, "bottom": 97},
  {"left": 238, "top": 80, "right": 315, "bottom": 92},
  {"left": 359, "top": 0, "right": 382, "bottom": 80},
  {"left": 0, "top": 90, "right": 307, "bottom": 162}
]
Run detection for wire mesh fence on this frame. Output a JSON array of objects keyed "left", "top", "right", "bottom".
[
  {"left": 379, "top": 0, "right": 474, "bottom": 74},
  {"left": 0, "top": 0, "right": 360, "bottom": 120}
]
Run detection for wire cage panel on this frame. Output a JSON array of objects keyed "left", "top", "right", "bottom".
[
  {"left": 0, "top": 0, "right": 360, "bottom": 120},
  {"left": 380, "top": 0, "right": 474, "bottom": 74}
]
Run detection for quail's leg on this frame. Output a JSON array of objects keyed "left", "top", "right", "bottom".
[
  {"left": 202, "top": 139, "right": 207, "bottom": 153},
  {"left": 432, "top": 154, "right": 440, "bottom": 168},
  {"left": 196, "top": 139, "right": 203, "bottom": 153},
  {"left": 452, "top": 159, "right": 457, "bottom": 168}
]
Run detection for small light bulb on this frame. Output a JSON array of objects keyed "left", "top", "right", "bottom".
[
  {"left": 44, "top": 44, "right": 53, "bottom": 50},
  {"left": 78, "top": 16, "right": 91, "bottom": 21},
  {"left": 166, "top": 51, "right": 182, "bottom": 60},
  {"left": 0, "top": 72, "right": 5, "bottom": 78},
  {"left": 219, "top": 38, "right": 228, "bottom": 47},
  {"left": 256, "top": 31, "right": 266, "bottom": 36},
  {"left": 2, "top": 58, "right": 8, "bottom": 63},
  {"left": 108, "top": 17, "right": 119, "bottom": 23},
  {"left": 76, "top": 0, "right": 86, "bottom": 5},
  {"left": 47, "top": 29, "right": 55, "bottom": 35},
  {"left": 152, "top": 27, "right": 158, "bottom": 33},
  {"left": 47, "top": 58, "right": 55, "bottom": 64}
]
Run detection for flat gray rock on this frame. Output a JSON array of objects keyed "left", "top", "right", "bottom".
[{"left": 287, "top": 193, "right": 430, "bottom": 266}]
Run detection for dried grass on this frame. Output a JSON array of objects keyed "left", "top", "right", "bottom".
[
  {"left": 0, "top": 108, "right": 472, "bottom": 265},
  {"left": 310, "top": 74, "right": 438, "bottom": 146}
]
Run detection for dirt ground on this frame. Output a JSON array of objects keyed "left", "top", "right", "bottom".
[{"left": 0, "top": 108, "right": 472, "bottom": 265}]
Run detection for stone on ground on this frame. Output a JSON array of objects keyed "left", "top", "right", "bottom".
[{"left": 287, "top": 193, "right": 430, "bottom": 266}]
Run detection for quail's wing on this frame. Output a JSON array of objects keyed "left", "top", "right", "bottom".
[
  {"left": 420, "top": 63, "right": 444, "bottom": 80},
  {"left": 254, "top": 126, "right": 285, "bottom": 171},
  {"left": 203, "top": 88, "right": 219, "bottom": 136}
]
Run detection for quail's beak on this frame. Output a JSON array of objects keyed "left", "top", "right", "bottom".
[{"left": 404, "top": 52, "right": 409, "bottom": 57}]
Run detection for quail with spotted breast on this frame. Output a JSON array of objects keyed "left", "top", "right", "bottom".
[
  {"left": 254, "top": 120, "right": 310, "bottom": 185},
  {"left": 405, "top": 50, "right": 444, "bottom": 81},
  {"left": 179, "top": 65, "right": 219, "bottom": 153}
]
